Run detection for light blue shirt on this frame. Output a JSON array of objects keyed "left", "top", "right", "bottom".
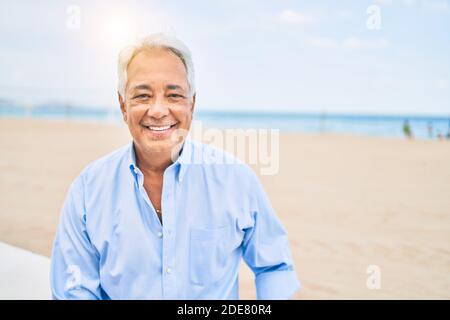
[{"left": 50, "top": 139, "right": 300, "bottom": 299}]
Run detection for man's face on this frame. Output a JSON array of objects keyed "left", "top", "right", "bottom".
[{"left": 119, "top": 48, "right": 195, "bottom": 155}]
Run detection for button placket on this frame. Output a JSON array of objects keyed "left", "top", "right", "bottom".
[{"left": 161, "top": 167, "right": 177, "bottom": 299}]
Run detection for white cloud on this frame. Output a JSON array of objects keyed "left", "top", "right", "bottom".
[
  {"left": 423, "top": 0, "right": 450, "bottom": 12},
  {"left": 343, "top": 37, "right": 390, "bottom": 49},
  {"left": 305, "top": 36, "right": 390, "bottom": 50},
  {"left": 276, "top": 10, "right": 317, "bottom": 26},
  {"left": 306, "top": 37, "right": 338, "bottom": 49},
  {"left": 374, "top": 0, "right": 393, "bottom": 5}
]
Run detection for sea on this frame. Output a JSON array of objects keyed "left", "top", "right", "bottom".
[{"left": 1, "top": 105, "right": 449, "bottom": 140}]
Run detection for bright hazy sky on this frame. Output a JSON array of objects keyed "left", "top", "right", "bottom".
[{"left": 0, "top": 0, "right": 449, "bottom": 115}]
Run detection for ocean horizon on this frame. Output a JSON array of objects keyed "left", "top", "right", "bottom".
[{"left": 1, "top": 104, "right": 449, "bottom": 140}]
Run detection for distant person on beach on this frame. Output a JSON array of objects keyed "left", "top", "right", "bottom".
[
  {"left": 447, "top": 118, "right": 450, "bottom": 140},
  {"left": 403, "top": 120, "right": 413, "bottom": 139},
  {"left": 50, "top": 33, "right": 299, "bottom": 300},
  {"left": 427, "top": 121, "right": 433, "bottom": 139}
]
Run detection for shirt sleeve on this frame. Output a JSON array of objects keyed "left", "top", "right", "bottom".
[
  {"left": 241, "top": 171, "right": 301, "bottom": 300},
  {"left": 50, "top": 175, "right": 104, "bottom": 300}
]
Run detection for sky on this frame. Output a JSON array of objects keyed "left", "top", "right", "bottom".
[{"left": 0, "top": 0, "right": 449, "bottom": 115}]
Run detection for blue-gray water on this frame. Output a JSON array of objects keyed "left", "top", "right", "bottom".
[{"left": 1, "top": 105, "right": 449, "bottom": 140}]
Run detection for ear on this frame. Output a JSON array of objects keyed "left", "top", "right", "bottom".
[{"left": 118, "top": 92, "right": 127, "bottom": 122}]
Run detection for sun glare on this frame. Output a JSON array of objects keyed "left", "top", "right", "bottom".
[{"left": 100, "top": 13, "right": 140, "bottom": 50}]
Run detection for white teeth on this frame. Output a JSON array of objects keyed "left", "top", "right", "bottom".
[{"left": 147, "top": 125, "right": 171, "bottom": 131}]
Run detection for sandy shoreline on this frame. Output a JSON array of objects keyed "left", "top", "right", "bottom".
[{"left": 1, "top": 117, "right": 449, "bottom": 299}]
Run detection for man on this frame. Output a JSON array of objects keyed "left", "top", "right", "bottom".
[{"left": 50, "top": 33, "right": 300, "bottom": 299}]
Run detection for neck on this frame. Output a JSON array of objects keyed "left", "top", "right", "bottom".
[{"left": 134, "top": 142, "right": 182, "bottom": 175}]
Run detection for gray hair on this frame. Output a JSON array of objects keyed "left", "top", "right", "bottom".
[{"left": 117, "top": 33, "right": 195, "bottom": 100}]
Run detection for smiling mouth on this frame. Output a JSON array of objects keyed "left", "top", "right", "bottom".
[{"left": 142, "top": 123, "right": 178, "bottom": 132}]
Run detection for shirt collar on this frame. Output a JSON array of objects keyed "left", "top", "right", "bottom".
[
  {"left": 128, "top": 138, "right": 192, "bottom": 183},
  {"left": 176, "top": 138, "right": 192, "bottom": 182}
]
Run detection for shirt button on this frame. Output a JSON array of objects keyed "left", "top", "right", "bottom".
[
  {"left": 166, "top": 267, "right": 172, "bottom": 274},
  {"left": 157, "top": 231, "right": 163, "bottom": 238}
]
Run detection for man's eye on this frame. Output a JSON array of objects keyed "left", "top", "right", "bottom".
[
  {"left": 168, "top": 94, "right": 184, "bottom": 99},
  {"left": 134, "top": 94, "right": 151, "bottom": 99}
]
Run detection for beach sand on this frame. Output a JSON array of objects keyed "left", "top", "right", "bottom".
[{"left": 1, "top": 118, "right": 449, "bottom": 299}]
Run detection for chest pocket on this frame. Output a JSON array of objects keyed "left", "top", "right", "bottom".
[{"left": 189, "top": 225, "right": 230, "bottom": 286}]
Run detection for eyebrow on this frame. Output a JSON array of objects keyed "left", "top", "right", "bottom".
[
  {"left": 166, "top": 84, "right": 185, "bottom": 91},
  {"left": 131, "top": 84, "right": 152, "bottom": 91}
]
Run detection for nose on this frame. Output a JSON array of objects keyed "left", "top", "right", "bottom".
[{"left": 146, "top": 100, "right": 169, "bottom": 119}]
